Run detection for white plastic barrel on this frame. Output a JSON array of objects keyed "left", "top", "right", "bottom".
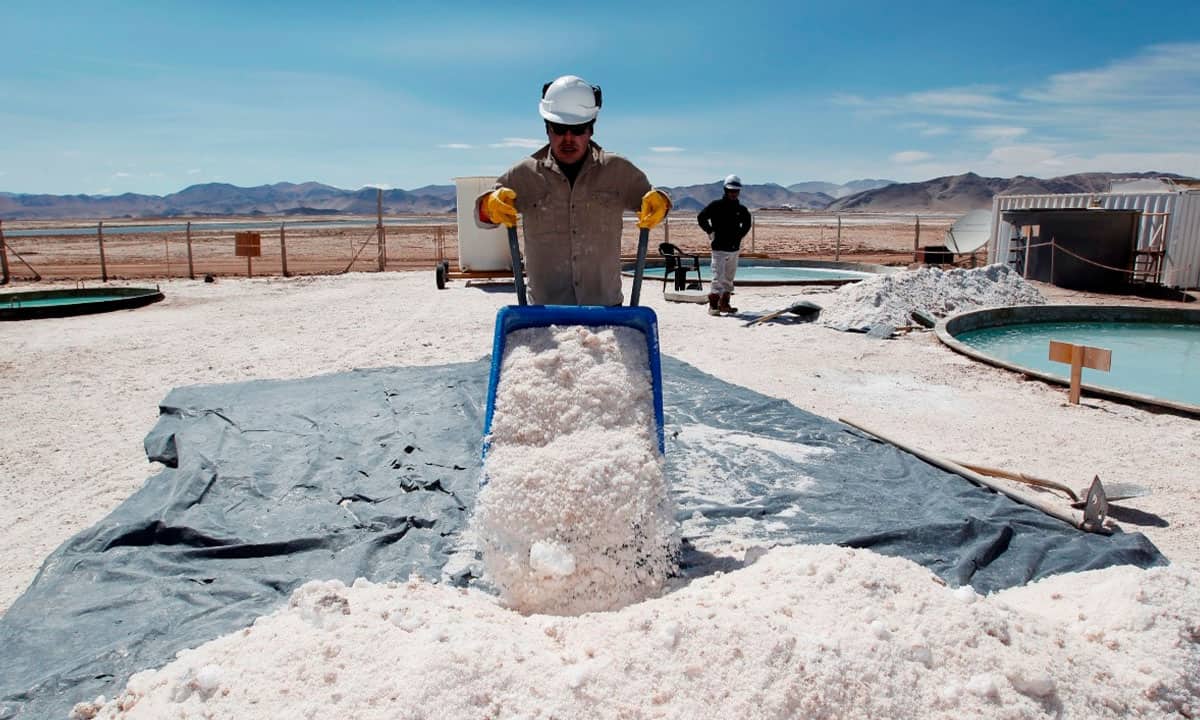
[{"left": 454, "top": 176, "right": 513, "bottom": 272}]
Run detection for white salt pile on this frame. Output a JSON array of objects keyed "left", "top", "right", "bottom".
[
  {"left": 71, "top": 545, "right": 1200, "bottom": 720},
  {"left": 472, "top": 325, "right": 679, "bottom": 615},
  {"left": 819, "top": 264, "right": 1045, "bottom": 332}
]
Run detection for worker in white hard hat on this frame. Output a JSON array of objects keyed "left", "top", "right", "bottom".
[
  {"left": 697, "top": 175, "right": 752, "bottom": 315},
  {"left": 476, "top": 74, "right": 671, "bottom": 306}
]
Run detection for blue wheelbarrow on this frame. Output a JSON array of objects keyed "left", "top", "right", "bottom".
[{"left": 481, "top": 226, "right": 665, "bottom": 469}]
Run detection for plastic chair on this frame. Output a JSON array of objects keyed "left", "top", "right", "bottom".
[{"left": 659, "top": 242, "right": 703, "bottom": 292}]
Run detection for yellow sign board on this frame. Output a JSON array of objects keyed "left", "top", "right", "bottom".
[{"left": 1048, "top": 340, "right": 1112, "bottom": 404}]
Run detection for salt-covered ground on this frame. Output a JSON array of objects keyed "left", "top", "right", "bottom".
[{"left": 1, "top": 268, "right": 1197, "bottom": 718}]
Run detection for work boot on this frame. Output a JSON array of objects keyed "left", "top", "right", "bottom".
[
  {"left": 719, "top": 292, "right": 738, "bottom": 314},
  {"left": 707, "top": 293, "right": 720, "bottom": 316}
]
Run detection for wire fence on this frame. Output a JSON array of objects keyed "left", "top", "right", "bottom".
[{"left": 0, "top": 212, "right": 963, "bottom": 284}]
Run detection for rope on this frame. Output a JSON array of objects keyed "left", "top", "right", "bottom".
[
  {"left": 1011, "top": 237, "right": 1154, "bottom": 277},
  {"left": 1049, "top": 242, "right": 1143, "bottom": 275}
]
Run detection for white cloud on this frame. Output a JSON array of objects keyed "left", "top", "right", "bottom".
[
  {"left": 831, "top": 42, "right": 1200, "bottom": 180},
  {"left": 985, "top": 145, "right": 1064, "bottom": 168},
  {"left": 971, "top": 126, "right": 1028, "bottom": 142},
  {"left": 892, "top": 150, "right": 933, "bottom": 164},
  {"left": 489, "top": 138, "right": 543, "bottom": 149},
  {"left": 650, "top": 146, "right": 685, "bottom": 153},
  {"left": 900, "top": 122, "right": 951, "bottom": 137},
  {"left": 362, "top": 183, "right": 392, "bottom": 190},
  {"left": 187, "top": 169, "right": 201, "bottom": 175},
  {"left": 835, "top": 85, "right": 1013, "bottom": 120},
  {"left": 439, "top": 143, "right": 472, "bottom": 150},
  {"left": 906, "top": 89, "right": 1007, "bottom": 108},
  {"left": 113, "top": 172, "right": 132, "bottom": 178},
  {"left": 1025, "top": 43, "right": 1200, "bottom": 104}
]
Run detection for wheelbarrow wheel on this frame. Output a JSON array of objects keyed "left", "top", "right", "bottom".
[{"left": 435, "top": 261, "right": 448, "bottom": 289}]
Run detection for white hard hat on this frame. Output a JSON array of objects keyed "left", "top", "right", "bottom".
[
  {"left": 539, "top": 75, "right": 602, "bottom": 124},
  {"left": 723, "top": 174, "right": 743, "bottom": 190}
]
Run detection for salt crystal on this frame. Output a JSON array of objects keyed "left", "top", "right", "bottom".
[
  {"left": 966, "top": 673, "right": 1000, "bottom": 699},
  {"left": 194, "top": 664, "right": 223, "bottom": 695},
  {"left": 953, "top": 585, "right": 978, "bottom": 603},
  {"left": 870, "top": 620, "right": 892, "bottom": 640},
  {"left": 1009, "top": 670, "right": 1057, "bottom": 698},
  {"left": 529, "top": 539, "right": 577, "bottom": 577}
]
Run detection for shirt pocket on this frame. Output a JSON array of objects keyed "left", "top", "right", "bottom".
[{"left": 585, "top": 189, "right": 625, "bottom": 240}]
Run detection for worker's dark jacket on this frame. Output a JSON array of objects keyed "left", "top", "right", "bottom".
[{"left": 697, "top": 196, "right": 752, "bottom": 252}]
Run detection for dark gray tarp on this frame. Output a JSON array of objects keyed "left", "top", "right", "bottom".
[{"left": 0, "top": 356, "right": 1164, "bottom": 719}]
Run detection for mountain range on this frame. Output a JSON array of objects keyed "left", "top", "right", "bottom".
[{"left": 0, "top": 172, "right": 1190, "bottom": 220}]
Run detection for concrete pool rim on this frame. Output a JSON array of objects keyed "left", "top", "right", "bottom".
[
  {"left": 0, "top": 286, "right": 165, "bottom": 321},
  {"left": 623, "top": 258, "right": 900, "bottom": 287},
  {"left": 936, "top": 304, "right": 1200, "bottom": 417}
]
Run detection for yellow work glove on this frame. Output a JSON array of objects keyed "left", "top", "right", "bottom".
[
  {"left": 638, "top": 189, "right": 671, "bottom": 229},
  {"left": 484, "top": 187, "right": 518, "bottom": 228}
]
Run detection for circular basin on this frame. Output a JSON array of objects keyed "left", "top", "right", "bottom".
[
  {"left": 937, "top": 304, "right": 1200, "bottom": 416},
  {"left": 0, "top": 287, "right": 164, "bottom": 320},
  {"left": 624, "top": 258, "right": 897, "bottom": 287}
]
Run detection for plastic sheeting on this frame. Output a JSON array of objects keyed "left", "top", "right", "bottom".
[{"left": 0, "top": 357, "right": 1163, "bottom": 719}]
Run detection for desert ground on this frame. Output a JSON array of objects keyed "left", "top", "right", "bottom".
[
  {"left": 2, "top": 212, "right": 1197, "bottom": 718},
  {"left": 0, "top": 211, "right": 959, "bottom": 282}
]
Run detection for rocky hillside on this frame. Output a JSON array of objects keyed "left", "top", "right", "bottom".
[
  {"left": 1, "top": 172, "right": 1192, "bottom": 220},
  {"left": 827, "top": 171, "right": 1190, "bottom": 212}
]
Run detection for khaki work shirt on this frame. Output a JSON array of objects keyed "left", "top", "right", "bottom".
[{"left": 479, "top": 142, "right": 652, "bottom": 306}]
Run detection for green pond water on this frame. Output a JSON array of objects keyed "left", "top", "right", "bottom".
[
  {"left": 0, "top": 293, "right": 144, "bottom": 309},
  {"left": 956, "top": 321, "right": 1200, "bottom": 405}
]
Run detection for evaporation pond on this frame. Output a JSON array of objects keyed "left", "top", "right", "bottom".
[{"left": 956, "top": 321, "right": 1200, "bottom": 405}]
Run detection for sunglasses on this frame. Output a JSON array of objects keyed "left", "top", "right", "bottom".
[{"left": 547, "top": 121, "right": 593, "bottom": 137}]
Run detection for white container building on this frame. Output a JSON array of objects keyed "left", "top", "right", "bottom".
[
  {"left": 987, "top": 179, "right": 1200, "bottom": 289},
  {"left": 453, "top": 176, "right": 512, "bottom": 272}
]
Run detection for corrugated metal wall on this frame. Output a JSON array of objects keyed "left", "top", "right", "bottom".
[
  {"left": 1169, "top": 192, "right": 1200, "bottom": 289},
  {"left": 988, "top": 191, "right": 1200, "bottom": 289}
]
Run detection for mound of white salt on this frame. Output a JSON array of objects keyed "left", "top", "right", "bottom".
[
  {"left": 71, "top": 545, "right": 1200, "bottom": 720},
  {"left": 819, "top": 264, "right": 1045, "bottom": 332},
  {"left": 472, "top": 325, "right": 679, "bottom": 615}
]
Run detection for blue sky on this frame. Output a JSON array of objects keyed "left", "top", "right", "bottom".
[{"left": 3, "top": 0, "right": 1199, "bottom": 196}]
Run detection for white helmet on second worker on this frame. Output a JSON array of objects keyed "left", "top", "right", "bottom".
[
  {"left": 724, "top": 174, "right": 743, "bottom": 190},
  {"left": 539, "top": 75, "right": 602, "bottom": 125}
]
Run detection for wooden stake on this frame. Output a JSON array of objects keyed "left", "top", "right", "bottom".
[
  {"left": 280, "top": 223, "right": 290, "bottom": 277},
  {"left": 1048, "top": 340, "right": 1112, "bottom": 405},
  {"left": 913, "top": 214, "right": 920, "bottom": 262},
  {"left": 0, "top": 219, "right": 10, "bottom": 285},
  {"left": 98, "top": 222, "right": 108, "bottom": 282},
  {"left": 185, "top": 221, "right": 195, "bottom": 279}
]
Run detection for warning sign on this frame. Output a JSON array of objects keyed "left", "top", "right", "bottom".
[{"left": 235, "top": 232, "right": 262, "bottom": 258}]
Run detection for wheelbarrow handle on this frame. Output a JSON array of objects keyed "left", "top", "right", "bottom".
[
  {"left": 630, "top": 227, "right": 650, "bottom": 306},
  {"left": 506, "top": 225, "right": 528, "bottom": 306}
]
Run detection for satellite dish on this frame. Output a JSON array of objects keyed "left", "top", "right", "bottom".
[{"left": 943, "top": 209, "right": 992, "bottom": 254}]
